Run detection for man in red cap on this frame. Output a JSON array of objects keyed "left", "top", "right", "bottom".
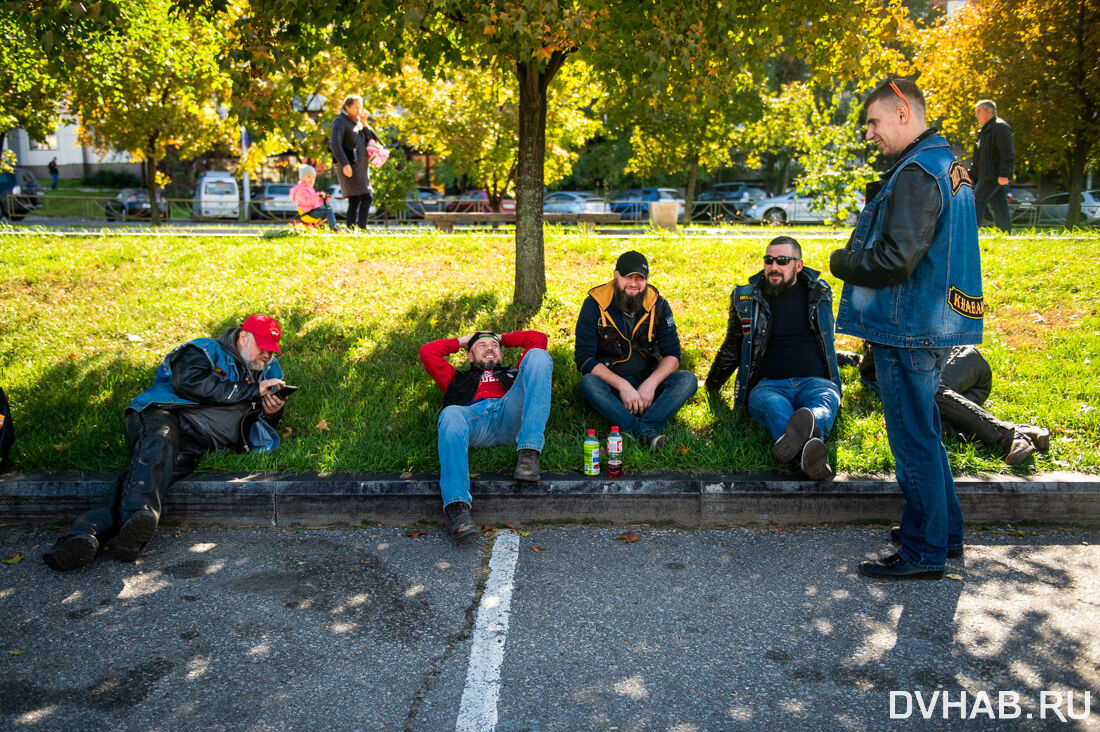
[{"left": 44, "top": 314, "right": 290, "bottom": 571}]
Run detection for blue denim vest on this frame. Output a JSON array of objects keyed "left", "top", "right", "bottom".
[
  {"left": 127, "top": 338, "right": 283, "bottom": 453},
  {"left": 836, "top": 134, "right": 984, "bottom": 348},
  {"left": 732, "top": 267, "right": 842, "bottom": 408}
]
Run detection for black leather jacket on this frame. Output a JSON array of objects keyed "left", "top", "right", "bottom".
[{"left": 969, "top": 118, "right": 1015, "bottom": 182}]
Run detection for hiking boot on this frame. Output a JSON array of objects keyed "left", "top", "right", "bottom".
[
  {"left": 513, "top": 449, "right": 541, "bottom": 482},
  {"left": 890, "top": 527, "right": 964, "bottom": 559},
  {"left": 772, "top": 408, "right": 814, "bottom": 462},
  {"left": 113, "top": 510, "right": 158, "bottom": 562},
  {"left": 799, "top": 438, "right": 834, "bottom": 481},
  {"left": 445, "top": 502, "right": 478, "bottom": 542},
  {"left": 1017, "top": 424, "right": 1049, "bottom": 451},
  {"left": 639, "top": 430, "right": 667, "bottom": 449},
  {"left": 42, "top": 533, "right": 99, "bottom": 572},
  {"left": 1003, "top": 431, "right": 1036, "bottom": 466}
]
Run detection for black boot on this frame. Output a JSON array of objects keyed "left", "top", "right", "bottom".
[{"left": 43, "top": 475, "right": 125, "bottom": 571}]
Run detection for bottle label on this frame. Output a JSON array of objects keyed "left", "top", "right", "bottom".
[{"left": 583, "top": 443, "right": 600, "bottom": 475}]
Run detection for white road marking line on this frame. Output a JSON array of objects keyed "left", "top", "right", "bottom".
[{"left": 455, "top": 530, "right": 520, "bottom": 732}]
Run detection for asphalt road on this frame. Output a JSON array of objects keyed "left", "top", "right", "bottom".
[{"left": 0, "top": 525, "right": 1096, "bottom": 731}]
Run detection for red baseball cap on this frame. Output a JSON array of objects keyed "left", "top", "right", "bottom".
[{"left": 241, "top": 313, "right": 282, "bottom": 354}]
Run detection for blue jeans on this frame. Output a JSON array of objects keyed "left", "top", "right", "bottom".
[
  {"left": 746, "top": 377, "right": 840, "bottom": 440},
  {"left": 577, "top": 370, "right": 697, "bottom": 439},
  {"left": 874, "top": 344, "right": 962, "bottom": 570},
  {"left": 303, "top": 206, "right": 338, "bottom": 230},
  {"left": 437, "top": 349, "right": 552, "bottom": 508}
]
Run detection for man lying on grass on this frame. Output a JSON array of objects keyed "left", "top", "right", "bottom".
[
  {"left": 420, "top": 330, "right": 552, "bottom": 542},
  {"left": 44, "top": 315, "right": 289, "bottom": 571}
]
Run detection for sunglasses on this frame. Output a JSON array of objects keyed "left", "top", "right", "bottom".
[{"left": 763, "top": 255, "right": 799, "bottom": 265}]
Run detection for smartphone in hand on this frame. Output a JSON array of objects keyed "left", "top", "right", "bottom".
[{"left": 273, "top": 385, "right": 299, "bottom": 400}]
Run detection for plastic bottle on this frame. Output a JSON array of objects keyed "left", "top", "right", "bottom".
[
  {"left": 606, "top": 426, "right": 623, "bottom": 478},
  {"left": 583, "top": 429, "right": 600, "bottom": 476}
]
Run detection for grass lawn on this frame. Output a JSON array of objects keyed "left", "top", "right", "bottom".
[{"left": 1, "top": 226, "right": 1097, "bottom": 479}]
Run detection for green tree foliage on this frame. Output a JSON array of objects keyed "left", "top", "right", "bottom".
[
  {"left": 917, "top": 0, "right": 1100, "bottom": 226},
  {"left": 395, "top": 61, "right": 600, "bottom": 211},
  {"left": 64, "top": 0, "right": 238, "bottom": 224}
]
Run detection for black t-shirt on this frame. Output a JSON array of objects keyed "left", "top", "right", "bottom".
[{"left": 757, "top": 279, "right": 829, "bottom": 380}]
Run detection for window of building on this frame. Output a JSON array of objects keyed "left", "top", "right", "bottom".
[{"left": 29, "top": 133, "right": 58, "bottom": 151}]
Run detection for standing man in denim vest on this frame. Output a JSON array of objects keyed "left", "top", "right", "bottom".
[
  {"left": 706, "top": 236, "right": 842, "bottom": 480},
  {"left": 830, "top": 79, "right": 984, "bottom": 581},
  {"left": 44, "top": 315, "right": 289, "bottom": 571},
  {"left": 420, "top": 330, "right": 552, "bottom": 542}
]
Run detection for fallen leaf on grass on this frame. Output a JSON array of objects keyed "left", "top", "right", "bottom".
[
  {"left": 53, "top": 443, "right": 68, "bottom": 451},
  {"left": 946, "top": 573, "right": 963, "bottom": 581},
  {"left": 617, "top": 531, "right": 640, "bottom": 543},
  {"left": 281, "top": 426, "right": 293, "bottom": 438},
  {"left": 405, "top": 529, "right": 427, "bottom": 538},
  {"left": 315, "top": 420, "right": 329, "bottom": 431},
  {"left": 2, "top": 553, "right": 24, "bottom": 564},
  {"left": 126, "top": 334, "right": 143, "bottom": 343},
  {"left": 530, "top": 545, "right": 546, "bottom": 553},
  {"left": 9, "top": 649, "right": 23, "bottom": 656},
  {"left": 677, "top": 445, "right": 689, "bottom": 455}
]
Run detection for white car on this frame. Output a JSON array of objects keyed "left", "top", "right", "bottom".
[
  {"left": 742, "top": 190, "right": 866, "bottom": 225},
  {"left": 543, "top": 191, "right": 610, "bottom": 214},
  {"left": 327, "top": 184, "right": 376, "bottom": 217}
]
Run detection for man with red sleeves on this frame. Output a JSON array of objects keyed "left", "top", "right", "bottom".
[{"left": 419, "top": 330, "right": 552, "bottom": 541}]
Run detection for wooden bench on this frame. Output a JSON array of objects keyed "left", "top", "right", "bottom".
[{"left": 423, "top": 211, "right": 622, "bottom": 232}]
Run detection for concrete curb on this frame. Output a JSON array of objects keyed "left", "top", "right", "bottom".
[{"left": 1, "top": 471, "right": 1098, "bottom": 528}]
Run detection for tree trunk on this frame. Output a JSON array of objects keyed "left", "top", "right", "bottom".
[
  {"left": 1065, "top": 133, "right": 1090, "bottom": 226},
  {"left": 684, "top": 156, "right": 699, "bottom": 225},
  {"left": 146, "top": 156, "right": 161, "bottom": 227},
  {"left": 513, "top": 52, "right": 568, "bottom": 307}
]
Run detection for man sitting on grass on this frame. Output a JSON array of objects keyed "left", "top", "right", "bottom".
[
  {"left": 44, "top": 315, "right": 289, "bottom": 571},
  {"left": 574, "top": 250, "right": 697, "bottom": 449},
  {"left": 705, "top": 236, "right": 843, "bottom": 480},
  {"left": 289, "top": 164, "right": 338, "bottom": 231},
  {"left": 420, "top": 330, "right": 552, "bottom": 542}
]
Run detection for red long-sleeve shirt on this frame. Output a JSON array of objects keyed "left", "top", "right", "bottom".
[{"left": 419, "top": 330, "right": 548, "bottom": 402}]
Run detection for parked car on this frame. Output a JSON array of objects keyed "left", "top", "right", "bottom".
[
  {"left": 326, "top": 184, "right": 377, "bottom": 218},
  {"left": 405, "top": 186, "right": 446, "bottom": 218},
  {"left": 1007, "top": 182, "right": 1038, "bottom": 222},
  {"left": 191, "top": 172, "right": 239, "bottom": 219},
  {"left": 104, "top": 188, "right": 170, "bottom": 220},
  {"left": 543, "top": 191, "right": 610, "bottom": 214},
  {"left": 742, "top": 190, "right": 866, "bottom": 225},
  {"left": 249, "top": 183, "right": 298, "bottom": 220},
  {"left": 446, "top": 189, "right": 517, "bottom": 213},
  {"left": 0, "top": 167, "right": 44, "bottom": 221},
  {"left": 1035, "top": 190, "right": 1100, "bottom": 226},
  {"left": 691, "top": 182, "right": 769, "bottom": 221},
  {"left": 609, "top": 188, "right": 685, "bottom": 221}
]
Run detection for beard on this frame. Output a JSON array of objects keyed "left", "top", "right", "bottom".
[
  {"left": 471, "top": 354, "right": 502, "bottom": 371},
  {"left": 761, "top": 272, "right": 797, "bottom": 297},
  {"left": 613, "top": 284, "right": 646, "bottom": 315}
]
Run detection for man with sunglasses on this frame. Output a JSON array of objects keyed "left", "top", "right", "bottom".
[
  {"left": 830, "top": 78, "right": 983, "bottom": 581},
  {"left": 706, "top": 236, "right": 842, "bottom": 480},
  {"left": 420, "top": 329, "right": 552, "bottom": 541}
]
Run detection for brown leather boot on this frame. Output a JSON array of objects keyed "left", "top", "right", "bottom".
[
  {"left": 1017, "top": 424, "right": 1049, "bottom": 451},
  {"left": 513, "top": 449, "right": 541, "bottom": 482},
  {"left": 1003, "top": 431, "right": 1036, "bottom": 465}
]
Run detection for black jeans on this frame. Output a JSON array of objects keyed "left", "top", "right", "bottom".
[
  {"left": 346, "top": 192, "right": 374, "bottom": 229},
  {"left": 973, "top": 179, "right": 1011, "bottom": 233}
]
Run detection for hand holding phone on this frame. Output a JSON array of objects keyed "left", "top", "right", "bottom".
[{"left": 273, "top": 385, "right": 299, "bottom": 400}]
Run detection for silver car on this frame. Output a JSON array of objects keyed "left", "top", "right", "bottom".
[
  {"left": 543, "top": 191, "right": 610, "bottom": 214},
  {"left": 1036, "top": 190, "right": 1100, "bottom": 226},
  {"left": 742, "top": 190, "right": 866, "bottom": 225}
]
